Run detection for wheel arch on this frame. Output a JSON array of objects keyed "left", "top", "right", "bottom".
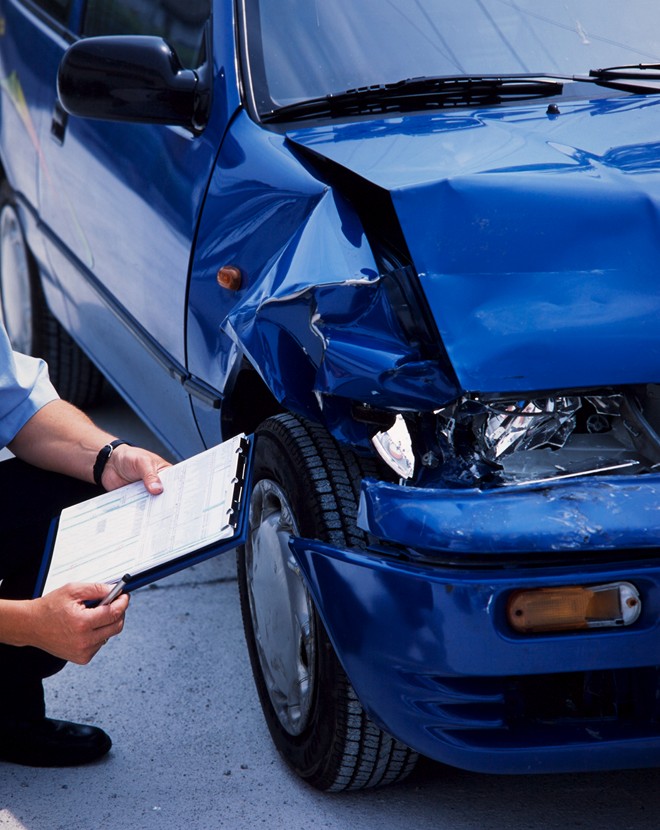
[{"left": 220, "top": 358, "right": 284, "bottom": 438}]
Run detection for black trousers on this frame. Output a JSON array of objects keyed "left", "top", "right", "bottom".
[{"left": 0, "top": 459, "right": 102, "bottom": 721}]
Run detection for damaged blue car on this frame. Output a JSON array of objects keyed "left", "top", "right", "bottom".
[{"left": 2, "top": 0, "right": 660, "bottom": 791}]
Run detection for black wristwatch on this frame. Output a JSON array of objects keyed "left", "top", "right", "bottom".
[{"left": 93, "top": 439, "right": 131, "bottom": 487}]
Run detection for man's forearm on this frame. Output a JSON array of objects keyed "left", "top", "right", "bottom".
[
  {"left": 0, "top": 598, "right": 35, "bottom": 648},
  {"left": 8, "top": 398, "right": 170, "bottom": 493},
  {"left": 8, "top": 399, "right": 115, "bottom": 483}
]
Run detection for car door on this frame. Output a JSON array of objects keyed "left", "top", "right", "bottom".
[
  {"left": 0, "top": 0, "right": 82, "bottom": 323},
  {"left": 37, "top": 0, "right": 218, "bottom": 457}
]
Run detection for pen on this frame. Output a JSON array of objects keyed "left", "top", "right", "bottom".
[{"left": 99, "top": 574, "right": 131, "bottom": 606}]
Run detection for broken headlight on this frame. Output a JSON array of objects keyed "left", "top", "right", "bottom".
[{"left": 373, "top": 386, "right": 660, "bottom": 487}]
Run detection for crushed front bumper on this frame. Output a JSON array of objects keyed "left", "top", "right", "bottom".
[
  {"left": 359, "top": 473, "right": 660, "bottom": 556},
  {"left": 290, "top": 472, "right": 660, "bottom": 774}
]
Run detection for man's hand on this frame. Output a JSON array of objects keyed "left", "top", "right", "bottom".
[
  {"left": 101, "top": 444, "right": 170, "bottom": 494},
  {"left": 20, "top": 583, "right": 130, "bottom": 664}
]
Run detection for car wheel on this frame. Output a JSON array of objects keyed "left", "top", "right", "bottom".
[
  {"left": 0, "top": 183, "right": 104, "bottom": 407},
  {"left": 237, "top": 413, "right": 418, "bottom": 791}
]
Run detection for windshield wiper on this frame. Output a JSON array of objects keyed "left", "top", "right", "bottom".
[
  {"left": 588, "top": 63, "right": 660, "bottom": 94},
  {"left": 260, "top": 75, "right": 564, "bottom": 124}
]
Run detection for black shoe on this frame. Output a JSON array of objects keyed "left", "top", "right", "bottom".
[{"left": 0, "top": 718, "right": 112, "bottom": 767}]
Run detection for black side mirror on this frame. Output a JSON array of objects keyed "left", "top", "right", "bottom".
[{"left": 57, "top": 35, "right": 211, "bottom": 132}]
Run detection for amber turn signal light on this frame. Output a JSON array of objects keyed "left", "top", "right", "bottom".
[
  {"left": 507, "top": 582, "right": 641, "bottom": 634},
  {"left": 217, "top": 265, "right": 242, "bottom": 291}
]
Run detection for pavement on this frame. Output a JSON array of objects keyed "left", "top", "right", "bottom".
[{"left": 3, "top": 391, "right": 660, "bottom": 829}]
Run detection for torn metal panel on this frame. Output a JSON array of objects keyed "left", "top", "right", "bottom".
[{"left": 223, "top": 192, "right": 459, "bottom": 419}]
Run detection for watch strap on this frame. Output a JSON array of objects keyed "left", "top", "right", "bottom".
[{"left": 93, "top": 439, "right": 131, "bottom": 487}]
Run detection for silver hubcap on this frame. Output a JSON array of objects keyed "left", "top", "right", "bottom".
[
  {"left": 0, "top": 204, "right": 33, "bottom": 354},
  {"left": 245, "top": 479, "right": 316, "bottom": 736}
]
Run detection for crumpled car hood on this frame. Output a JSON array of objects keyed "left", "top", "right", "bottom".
[{"left": 287, "top": 96, "right": 660, "bottom": 393}]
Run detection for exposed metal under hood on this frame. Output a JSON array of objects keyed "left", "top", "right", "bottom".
[{"left": 374, "top": 385, "right": 660, "bottom": 489}]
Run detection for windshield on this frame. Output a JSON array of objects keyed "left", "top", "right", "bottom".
[{"left": 242, "top": 0, "right": 660, "bottom": 114}]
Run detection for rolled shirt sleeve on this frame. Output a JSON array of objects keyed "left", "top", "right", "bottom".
[{"left": 0, "top": 324, "right": 59, "bottom": 449}]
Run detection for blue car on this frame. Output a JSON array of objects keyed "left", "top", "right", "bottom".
[{"left": 3, "top": 0, "right": 660, "bottom": 791}]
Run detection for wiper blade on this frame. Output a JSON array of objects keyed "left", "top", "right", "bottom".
[
  {"left": 588, "top": 63, "right": 660, "bottom": 94},
  {"left": 260, "top": 75, "right": 564, "bottom": 124}
]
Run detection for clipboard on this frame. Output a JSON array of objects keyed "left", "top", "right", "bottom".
[{"left": 34, "top": 433, "right": 253, "bottom": 598}]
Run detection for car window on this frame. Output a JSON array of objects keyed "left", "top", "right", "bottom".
[
  {"left": 82, "top": 0, "right": 209, "bottom": 66},
  {"left": 26, "top": 0, "right": 72, "bottom": 26}
]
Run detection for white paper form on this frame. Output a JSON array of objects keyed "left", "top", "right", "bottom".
[{"left": 42, "top": 434, "right": 247, "bottom": 595}]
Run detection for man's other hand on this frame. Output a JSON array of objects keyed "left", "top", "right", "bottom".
[{"left": 25, "top": 583, "right": 130, "bottom": 664}]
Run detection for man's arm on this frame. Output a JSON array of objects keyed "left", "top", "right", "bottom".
[
  {"left": 1, "top": 398, "right": 171, "bottom": 658},
  {"left": 8, "top": 398, "right": 170, "bottom": 492}
]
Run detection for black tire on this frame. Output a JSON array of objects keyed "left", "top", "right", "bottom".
[
  {"left": 0, "top": 182, "right": 104, "bottom": 408},
  {"left": 237, "top": 413, "right": 418, "bottom": 791}
]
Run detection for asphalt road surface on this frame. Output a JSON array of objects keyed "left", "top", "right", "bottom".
[{"left": 2, "top": 390, "right": 660, "bottom": 830}]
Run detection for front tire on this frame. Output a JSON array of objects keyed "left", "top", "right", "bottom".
[
  {"left": 0, "top": 183, "right": 104, "bottom": 407},
  {"left": 237, "top": 414, "right": 418, "bottom": 791}
]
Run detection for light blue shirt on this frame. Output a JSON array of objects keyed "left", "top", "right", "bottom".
[{"left": 0, "top": 323, "right": 59, "bottom": 449}]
